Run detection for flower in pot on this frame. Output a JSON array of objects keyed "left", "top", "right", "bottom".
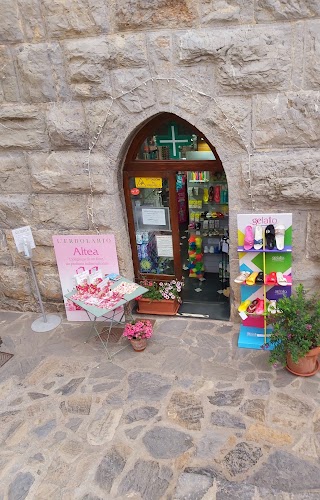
[
  {"left": 122, "top": 319, "right": 153, "bottom": 351},
  {"left": 136, "top": 279, "right": 184, "bottom": 315},
  {"left": 264, "top": 284, "right": 320, "bottom": 376}
]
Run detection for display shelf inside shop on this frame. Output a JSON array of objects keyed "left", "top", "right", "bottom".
[{"left": 189, "top": 180, "right": 209, "bottom": 183}]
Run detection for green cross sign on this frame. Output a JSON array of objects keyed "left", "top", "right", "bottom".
[{"left": 156, "top": 123, "right": 192, "bottom": 159}]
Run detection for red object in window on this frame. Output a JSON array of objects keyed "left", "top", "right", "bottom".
[{"left": 131, "top": 188, "right": 140, "bottom": 195}]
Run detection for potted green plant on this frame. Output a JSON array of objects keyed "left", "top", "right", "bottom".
[
  {"left": 136, "top": 279, "right": 184, "bottom": 315},
  {"left": 122, "top": 319, "right": 153, "bottom": 351},
  {"left": 264, "top": 284, "right": 320, "bottom": 376}
]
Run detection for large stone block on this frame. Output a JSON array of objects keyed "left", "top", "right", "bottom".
[
  {"left": 0, "top": 0, "right": 24, "bottom": 43},
  {"left": 0, "top": 195, "right": 32, "bottom": 228},
  {"left": 31, "top": 194, "right": 89, "bottom": 230},
  {"left": 111, "top": 69, "right": 156, "bottom": 113},
  {"left": 42, "top": 0, "right": 109, "bottom": 39},
  {"left": 0, "top": 105, "right": 49, "bottom": 150},
  {"left": 0, "top": 153, "right": 31, "bottom": 193},
  {"left": 29, "top": 152, "right": 115, "bottom": 194},
  {"left": 171, "top": 81, "right": 212, "bottom": 120},
  {"left": 0, "top": 46, "right": 20, "bottom": 102},
  {"left": 178, "top": 26, "right": 292, "bottom": 92},
  {"left": 35, "top": 265, "right": 62, "bottom": 300},
  {"left": 46, "top": 103, "right": 88, "bottom": 149},
  {"left": 248, "top": 152, "right": 320, "bottom": 204},
  {"left": 84, "top": 99, "right": 132, "bottom": 154},
  {"left": 92, "top": 194, "right": 127, "bottom": 232},
  {"left": 17, "top": 0, "right": 46, "bottom": 42},
  {"left": 14, "top": 44, "right": 56, "bottom": 102},
  {"left": 63, "top": 35, "right": 147, "bottom": 98},
  {"left": 201, "top": 0, "right": 254, "bottom": 25},
  {"left": 253, "top": 92, "right": 320, "bottom": 149},
  {"left": 306, "top": 212, "right": 320, "bottom": 261},
  {"left": 255, "top": 0, "right": 320, "bottom": 22},
  {"left": 0, "top": 230, "right": 13, "bottom": 266},
  {"left": 305, "top": 22, "right": 320, "bottom": 90},
  {"left": 0, "top": 266, "right": 31, "bottom": 300},
  {"left": 147, "top": 33, "right": 172, "bottom": 76},
  {"left": 115, "top": 0, "right": 195, "bottom": 31}
]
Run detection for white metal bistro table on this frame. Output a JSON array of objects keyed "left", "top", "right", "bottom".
[{"left": 64, "top": 277, "right": 148, "bottom": 360}]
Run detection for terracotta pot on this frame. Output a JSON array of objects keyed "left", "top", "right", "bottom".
[
  {"left": 286, "top": 346, "right": 320, "bottom": 377},
  {"left": 130, "top": 337, "right": 147, "bottom": 352},
  {"left": 137, "top": 298, "right": 180, "bottom": 316}
]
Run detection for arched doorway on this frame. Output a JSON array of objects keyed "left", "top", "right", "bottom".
[{"left": 123, "top": 113, "right": 230, "bottom": 320}]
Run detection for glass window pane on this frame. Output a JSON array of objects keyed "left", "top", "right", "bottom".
[
  {"left": 136, "top": 119, "right": 216, "bottom": 161},
  {"left": 129, "top": 177, "right": 174, "bottom": 275}
]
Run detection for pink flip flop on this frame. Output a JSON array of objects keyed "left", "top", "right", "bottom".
[{"left": 244, "top": 225, "right": 254, "bottom": 250}]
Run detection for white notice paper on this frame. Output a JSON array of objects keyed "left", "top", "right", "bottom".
[
  {"left": 142, "top": 208, "right": 166, "bottom": 226},
  {"left": 156, "top": 235, "right": 173, "bottom": 257},
  {"left": 12, "top": 226, "right": 36, "bottom": 253}
]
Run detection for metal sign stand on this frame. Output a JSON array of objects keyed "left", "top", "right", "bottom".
[{"left": 22, "top": 238, "right": 61, "bottom": 332}]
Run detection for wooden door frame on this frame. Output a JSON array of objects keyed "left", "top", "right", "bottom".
[{"left": 123, "top": 113, "right": 224, "bottom": 282}]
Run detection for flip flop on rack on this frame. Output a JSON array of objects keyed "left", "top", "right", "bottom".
[
  {"left": 255, "top": 272, "right": 264, "bottom": 283},
  {"left": 275, "top": 224, "right": 285, "bottom": 251},
  {"left": 265, "top": 272, "right": 277, "bottom": 285},
  {"left": 254, "top": 225, "right": 263, "bottom": 250},
  {"left": 268, "top": 300, "right": 278, "bottom": 314},
  {"left": 244, "top": 225, "right": 254, "bottom": 250},
  {"left": 276, "top": 272, "right": 288, "bottom": 286},
  {"left": 246, "top": 272, "right": 259, "bottom": 285},
  {"left": 255, "top": 299, "right": 265, "bottom": 315},
  {"left": 247, "top": 298, "right": 260, "bottom": 314},
  {"left": 238, "top": 299, "right": 251, "bottom": 312},
  {"left": 234, "top": 271, "right": 251, "bottom": 284},
  {"left": 265, "top": 224, "right": 276, "bottom": 250}
]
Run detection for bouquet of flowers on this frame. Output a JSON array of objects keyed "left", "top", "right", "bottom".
[
  {"left": 122, "top": 319, "right": 153, "bottom": 340},
  {"left": 139, "top": 279, "right": 184, "bottom": 303}
]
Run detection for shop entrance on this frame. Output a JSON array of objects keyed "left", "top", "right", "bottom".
[{"left": 123, "top": 114, "right": 230, "bottom": 320}]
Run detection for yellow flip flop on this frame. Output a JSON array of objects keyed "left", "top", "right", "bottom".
[
  {"left": 238, "top": 299, "right": 251, "bottom": 312},
  {"left": 246, "top": 272, "right": 258, "bottom": 285}
]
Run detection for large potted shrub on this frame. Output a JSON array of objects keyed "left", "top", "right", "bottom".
[
  {"left": 136, "top": 279, "right": 184, "bottom": 315},
  {"left": 265, "top": 284, "right": 320, "bottom": 376}
]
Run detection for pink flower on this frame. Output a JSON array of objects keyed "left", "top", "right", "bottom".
[
  {"left": 306, "top": 324, "right": 312, "bottom": 331},
  {"left": 122, "top": 319, "right": 153, "bottom": 340}
]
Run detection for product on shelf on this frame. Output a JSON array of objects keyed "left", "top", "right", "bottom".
[
  {"left": 265, "top": 224, "right": 276, "bottom": 249},
  {"left": 246, "top": 272, "right": 259, "bottom": 285},
  {"left": 188, "top": 235, "right": 204, "bottom": 279},
  {"left": 244, "top": 225, "right": 254, "bottom": 250},
  {"left": 275, "top": 224, "right": 285, "bottom": 250},
  {"left": 234, "top": 271, "right": 251, "bottom": 284},
  {"left": 253, "top": 225, "right": 263, "bottom": 250},
  {"left": 187, "top": 171, "right": 229, "bottom": 278}
]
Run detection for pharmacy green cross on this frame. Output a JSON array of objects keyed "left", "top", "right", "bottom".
[{"left": 156, "top": 123, "right": 192, "bottom": 159}]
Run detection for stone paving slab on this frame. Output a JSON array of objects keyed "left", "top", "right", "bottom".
[{"left": 1, "top": 310, "right": 320, "bottom": 499}]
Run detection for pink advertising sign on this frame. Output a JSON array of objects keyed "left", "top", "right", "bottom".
[{"left": 52, "top": 234, "right": 119, "bottom": 321}]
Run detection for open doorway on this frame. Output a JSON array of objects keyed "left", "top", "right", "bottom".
[
  {"left": 176, "top": 170, "right": 229, "bottom": 319},
  {"left": 123, "top": 114, "right": 230, "bottom": 320}
]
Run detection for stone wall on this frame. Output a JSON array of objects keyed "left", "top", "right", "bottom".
[{"left": 0, "top": 0, "right": 320, "bottom": 317}]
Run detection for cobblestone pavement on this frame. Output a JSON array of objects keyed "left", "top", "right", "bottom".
[{"left": 1, "top": 311, "right": 320, "bottom": 500}]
